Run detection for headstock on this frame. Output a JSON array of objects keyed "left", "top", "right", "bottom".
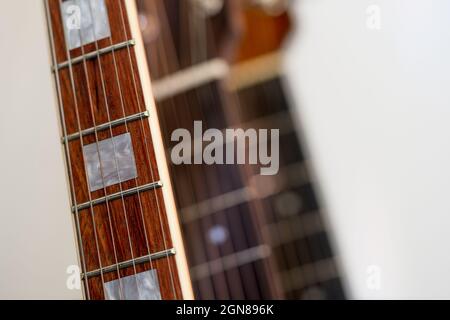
[
  {"left": 136, "top": 0, "right": 243, "bottom": 78},
  {"left": 234, "top": 0, "right": 292, "bottom": 63}
]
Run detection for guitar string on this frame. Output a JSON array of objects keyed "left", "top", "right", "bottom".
[
  {"left": 116, "top": 0, "right": 178, "bottom": 299},
  {"left": 189, "top": 0, "right": 279, "bottom": 298},
  {"left": 143, "top": 0, "right": 218, "bottom": 298},
  {"left": 196, "top": 2, "right": 302, "bottom": 298},
  {"left": 219, "top": 5, "right": 325, "bottom": 297},
  {"left": 259, "top": 81, "right": 321, "bottom": 297},
  {"left": 178, "top": 0, "right": 230, "bottom": 299},
  {"left": 81, "top": 0, "right": 143, "bottom": 298},
  {"left": 136, "top": 0, "right": 210, "bottom": 299},
  {"left": 231, "top": 5, "right": 327, "bottom": 296},
  {"left": 104, "top": 0, "right": 158, "bottom": 297},
  {"left": 57, "top": 0, "right": 126, "bottom": 300},
  {"left": 144, "top": 0, "right": 280, "bottom": 300},
  {"left": 144, "top": 0, "right": 256, "bottom": 300},
  {"left": 177, "top": 0, "right": 239, "bottom": 299},
  {"left": 188, "top": 2, "right": 235, "bottom": 299},
  {"left": 71, "top": 0, "right": 145, "bottom": 299},
  {"left": 153, "top": 0, "right": 255, "bottom": 299},
  {"left": 70, "top": 0, "right": 116, "bottom": 299},
  {"left": 206, "top": 5, "right": 302, "bottom": 298},
  {"left": 186, "top": 1, "right": 248, "bottom": 299},
  {"left": 223, "top": 78, "right": 300, "bottom": 298},
  {"left": 204, "top": 5, "right": 272, "bottom": 299},
  {"left": 44, "top": 0, "right": 91, "bottom": 299},
  {"left": 143, "top": 1, "right": 338, "bottom": 298}
]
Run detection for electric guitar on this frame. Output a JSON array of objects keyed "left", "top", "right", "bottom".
[
  {"left": 45, "top": 0, "right": 193, "bottom": 300},
  {"left": 137, "top": 0, "right": 282, "bottom": 299},
  {"left": 138, "top": 0, "right": 346, "bottom": 299},
  {"left": 227, "top": 4, "right": 346, "bottom": 299}
]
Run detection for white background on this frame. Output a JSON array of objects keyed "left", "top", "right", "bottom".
[
  {"left": 0, "top": 1, "right": 81, "bottom": 299},
  {"left": 286, "top": 0, "right": 450, "bottom": 299}
]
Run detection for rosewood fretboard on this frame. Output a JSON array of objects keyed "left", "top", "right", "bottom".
[{"left": 45, "top": 0, "right": 189, "bottom": 300}]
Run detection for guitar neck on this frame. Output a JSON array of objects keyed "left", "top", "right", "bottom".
[
  {"left": 226, "top": 7, "right": 346, "bottom": 299},
  {"left": 45, "top": 0, "right": 192, "bottom": 300},
  {"left": 136, "top": 0, "right": 283, "bottom": 299}
]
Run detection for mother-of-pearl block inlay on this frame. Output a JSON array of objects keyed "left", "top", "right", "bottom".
[
  {"left": 61, "top": 0, "right": 111, "bottom": 50},
  {"left": 83, "top": 133, "right": 138, "bottom": 192},
  {"left": 105, "top": 270, "right": 162, "bottom": 300}
]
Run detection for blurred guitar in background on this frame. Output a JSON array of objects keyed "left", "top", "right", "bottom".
[
  {"left": 138, "top": 0, "right": 345, "bottom": 299},
  {"left": 227, "top": 1, "right": 345, "bottom": 299}
]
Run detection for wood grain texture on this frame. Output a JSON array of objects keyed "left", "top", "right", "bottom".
[{"left": 47, "top": 0, "right": 183, "bottom": 300}]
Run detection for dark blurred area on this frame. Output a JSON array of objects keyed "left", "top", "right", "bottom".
[{"left": 136, "top": 0, "right": 345, "bottom": 299}]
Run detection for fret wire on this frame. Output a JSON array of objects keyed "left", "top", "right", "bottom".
[
  {"left": 71, "top": 13, "right": 113, "bottom": 301},
  {"left": 58, "top": 0, "right": 119, "bottom": 299},
  {"left": 62, "top": 110, "right": 149, "bottom": 143},
  {"left": 188, "top": 4, "right": 261, "bottom": 299},
  {"left": 119, "top": 0, "right": 179, "bottom": 299},
  {"left": 279, "top": 258, "right": 339, "bottom": 293},
  {"left": 82, "top": 0, "right": 146, "bottom": 299},
  {"left": 82, "top": 248, "right": 176, "bottom": 279},
  {"left": 58, "top": 0, "right": 141, "bottom": 299},
  {"left": 98, "top": 0, "right": 172, "bottom": 299},
  {"left": 255, "top": 76, "right": 330, "bottom": 298},
  {"left": 227, "top": 51, "right": 283, "bottom": 91},
  {"left": 143, "top": 0, "right": 218, "bottom": 298},
  {"left": 44, "top": 0, "right": 91, "bottom": 299},
  {"left": 179, "top": 160, "right": 309, "bottom": 223},
  {"left": 189, "top": 245, "right": 272, "bottom": 281},
  {"left": 186, "top": 1, "right": 241, "bottom": 298},
  {"left": 262, "top": 211, "right": 325, "bottom": 247},
  {"left": 151, "top": 58, "right": 229, "bottom": 101},
  {"left": 237, "top": 77, "right": 306, "bottom": 298},
  {"left": 166, "top": 110, "right": 294, "bottom": 166},
  {"left": 54, "top": 39, "right": 136, "bottom": 71}
]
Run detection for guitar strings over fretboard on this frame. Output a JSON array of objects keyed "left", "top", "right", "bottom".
[
  {"left": 137, "top": 0, "right": 346, "bottom": 299},
  {"left": 45, "top": 0, "right": 185, "bottom": 300}
]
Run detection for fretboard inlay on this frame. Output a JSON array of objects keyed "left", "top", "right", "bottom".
[
  {"left": 83, "top": 133, "right": 138, "bottom": 192},
  {"left": 61, "top": 0, "right": 111, "bottom": 50}
]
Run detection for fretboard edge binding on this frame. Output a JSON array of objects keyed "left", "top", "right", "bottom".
[
  {"left": 72, "top": 181, "right": 163, "bottom": 212},
  {"left": 81, "top": 248, "right": 176, "bottom": 279},
  {"left": 62, "top": 110, "right": 150, "bottom": 143},
  {"left": 53, "top": 39, "right": 136, "bottom": 71}
]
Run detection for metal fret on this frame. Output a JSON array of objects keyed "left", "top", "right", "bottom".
[
  {"left": 72, "top": 181, "right": 163, "bottom": 212},
  {"left": 181, "top": 187, "right": 253, "bottom": 223},
  {"left": 227, "top": 51, "right": 283, "bottom": 91},
  {"left": 190, "top": 245, "right": 271, "bottom": 281},
  {"left": 280, "top": 258, "right": 339, "bottom": 292},
  {"left": 152, "top": 58, "right": 229, "bottom": 101},
  {"left": 180, "top": 161, "right": 310, "bottom": 223},
  {"left": 62, "top": 110, "right": 150, "bottom": 143},
  {"left": 168, "top": 110, "right": 294, "bottom": 165},
  {"left": 82, "top": 248, "right": 176, "bottom": 279},
  {"left": 53, "top": 39, "right": 136, "bottom": 71},
  {"left": 262, "top": 211, "right": 325, "bottom": 247}
]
